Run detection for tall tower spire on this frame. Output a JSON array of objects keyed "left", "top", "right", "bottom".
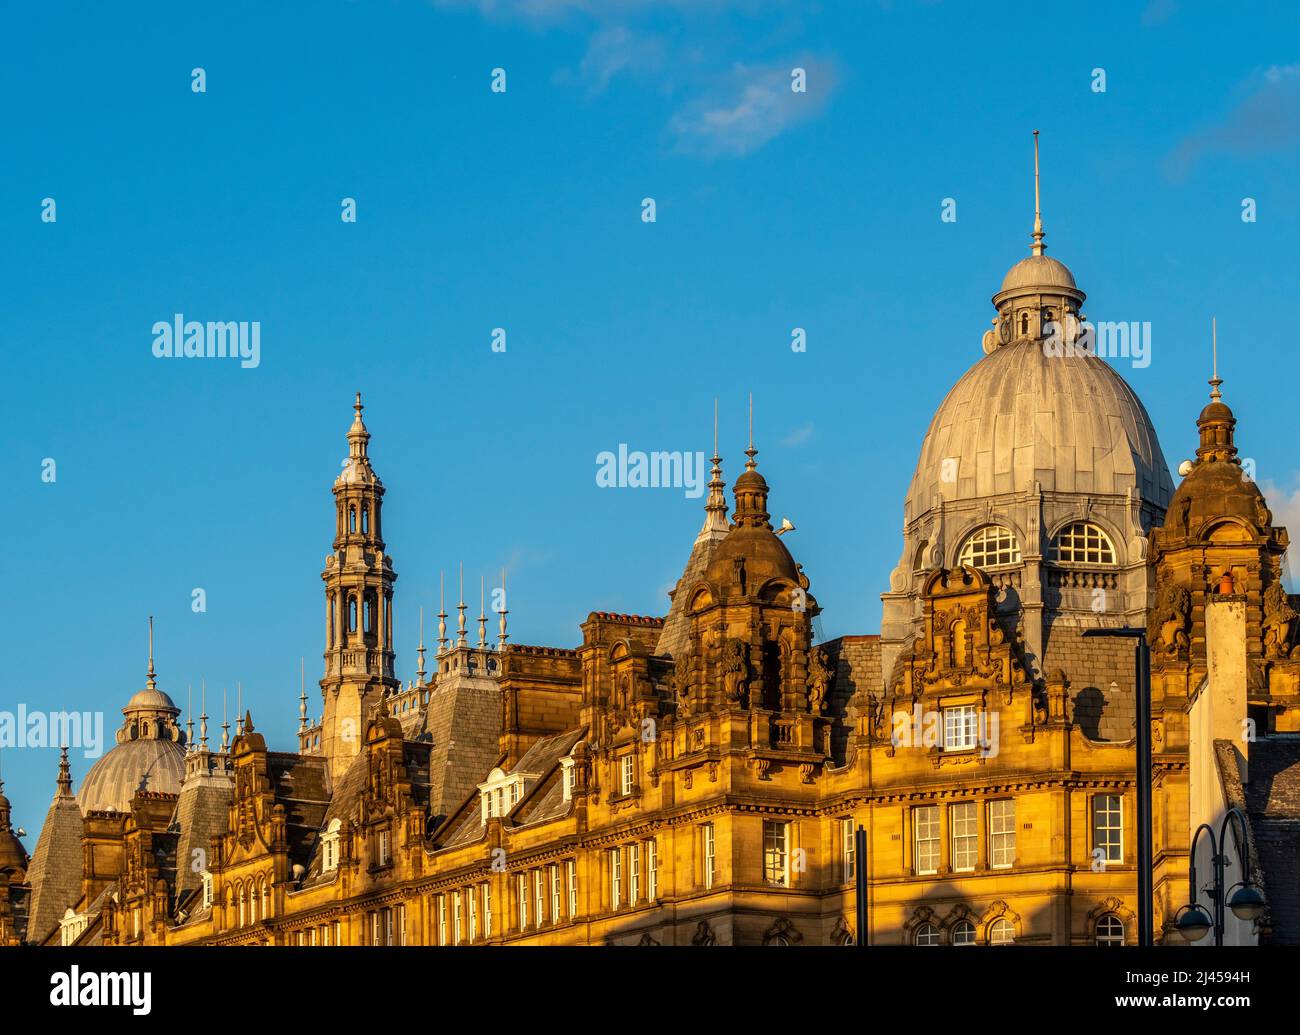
[
  {"left": 199, "top": 680, "right": 208, "bottom": 751},
  {"left": 698, "top": 398, "right": 730, "bottom": 542},
  {"left": 321, "top": 393, "right": 399, "bottom": 781},
  {"left": 745, "top": 392, "right": 758, "bottom": 472},
  {"left": 1031, "top": 129, "right": 1046, "bottom": 256},
  {"left": 186, "top": 684, "right": 195, "bottom": 752}
]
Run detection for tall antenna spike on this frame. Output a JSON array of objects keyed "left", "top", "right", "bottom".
[
  {"left": 745, "top": 393, "right": 758, "bottom": 472},
  {"left": 146, "top": 615, "right": 157, "bottom": 690},
  {"left": 498, "top": 568, "right": 509, "bottom": 653}
]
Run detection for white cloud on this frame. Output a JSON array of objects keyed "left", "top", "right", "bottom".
[
  {"left": 1262, "top": 475, "right": 1300, "bottom": 591},
  {"left": 668, "top": 57, "right": 837, "bottom": 157}
]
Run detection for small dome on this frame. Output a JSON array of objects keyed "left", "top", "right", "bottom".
[
  {"left": 78, "top": 738, "right": 186, "bottom": 814},
  {"left": 124, "top": 688, "right": 179, "bottom": 714},
  {"left": 706, "top": 525, "right": 801, "bottom": 587},
  {"left": 998, "top": 254, "right": 1078, "bottom": 295}
]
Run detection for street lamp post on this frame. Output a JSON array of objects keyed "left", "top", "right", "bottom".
[
  {"left": 854, "top": 824, "right": 868, "bottom": 947},
  {"left": 1175, "top": 806, "right": 1266, "bottom": 945},
  {"left": 1083, "top": 627, "right": 1153, "bottom": 946}
]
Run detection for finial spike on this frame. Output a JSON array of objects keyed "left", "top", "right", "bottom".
[
  {"left": 744, "top": 393, "right": 758, "bottom": 472},
  {"left": 498, "top": 568, "right": 509, "bottom": 652},
  {"left": 146, "top": 615, "right": 157, "bottom": 690},
  {"left": 1209, "top": 316, "right": 1223, "bottom": 401},
  {"left": 1031, "top": 129, "right": 1046, "bottom": 257},
  {"left": 437, "top": 570, "right": 449, "bottom": 654},
  {"left": 57, "top": 745, "right": 72, "bottom": 796},
  {"left": 298, "top": 657, "right": 308, "bottom": 732}
]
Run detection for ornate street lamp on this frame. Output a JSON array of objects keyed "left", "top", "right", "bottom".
[{"left": 1176, "top": 805, "right": 1266, "bottom": 946}]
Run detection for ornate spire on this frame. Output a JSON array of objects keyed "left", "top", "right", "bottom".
[
  {"left": 437, "top": 571, "right": 449, "bottom": 655},
  {"left": 733, "top": 394, "right": 772, "bottom": 530},
  {"left": 1030, "top": 130, "right": 1046, "bottom": 256},
  {"left": 220, "top": 687, "right": 230, "bottom": 752},
  {"left": 146, "top": 615, "right": 157, "bottom": 691},
  {"left": 456, "top": 563, "right": 468, "bottom": 648},
  {"left": 299, "top": 657, "right": 309, "bottom": 732},
  {"left": 186, "top": 684, "right": 195, "bottom": 752},
  {"left": 348, "top": 391, "right": 370, "bottom": 458},
  {"left": 235, "top": 681, "right": 243, "bottom": 737},
  {"left": 696, "top": 398, "right": 730, "bottom": 543},
  {"left": 200, "top": 680, "right": 209, "bottom": 751},
  {"left": 477, "top": 576, "right": 488, "bottom": 648},
  {"left": 497, "top": 568, "right": 509, "bottom": 652},
  {"left": 416, "top": 607, "right": 427, "bottom": 684},
  {"left": 57, "top": 746, "right": 72, "bottom": 797}
]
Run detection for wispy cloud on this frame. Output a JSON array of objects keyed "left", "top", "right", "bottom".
[
  {"left": 782, "top": 422, "right": 814, "bottom": 447},
  {"left": 668, "top": 57, "right": 837, "bottom": 157},
  {"left": 1167, "top": 64, "right": 1300, "bottom": 177}
]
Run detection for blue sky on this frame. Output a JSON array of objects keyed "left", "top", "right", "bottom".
[{"left": 3, "top": 0, "right": 1299, "bottom": 832}]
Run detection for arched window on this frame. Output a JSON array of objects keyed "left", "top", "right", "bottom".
[
  {"left": 237, "top": 884, "right": 247, "bottom": 928},
  {"left": 348, "top": 597, "right": 358, "bottom": 633},
  {"left": 988, "top": 917, "right": 1015, "bottom": 945},
  {"left": 349, "top": 506, "right": 357, "bottom": 533},
  {"left": 361, "top": 507, "right": 369, "bottom": 534},
  {"left": 914, "top": 923, "right": 939, "bottom": 946},
  {"left": 1095, "top": 914, "right": 1125, "bottom": 946},
  {"left": 364, "top": 597, "right": 374, "bottom": 634},
  {"left": 1020, "top": 312, "right": 1030, "bottom": 335},
  {"left": 957, "top": 526, "right": 1021, "bottom": 568},
  {"left": 1052, "top": 522, "right": 1116, "bottom": 564},
  {"left": 952, "top": 919, "right": 976, "bottom": 945}
]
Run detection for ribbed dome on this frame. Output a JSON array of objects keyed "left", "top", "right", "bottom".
[
  {"left": 78, "top": 738, "right": 186, "bottom": 814},
  {"left": 906, "top": 338, "right": 1174, "bottom": 521},
  {"left": 999, "top": 254, "right": 1078, "bottom": 295}
]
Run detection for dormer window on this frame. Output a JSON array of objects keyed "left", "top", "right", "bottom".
[
  {"left": 478, "top": 767, "right": 533, "bottom": 825},
  {"left": 957, "top": 525, "right": 1021, "bottom": 568},
  {"left": 619, "top": 754, "right": 635, "bottom": 796},
  {"left": 1052, "top": 522, "right": 1116, "bottom": 565},
  {"left": 321, "top": 818, "right": 342, "bottom": 873},
  {"left": 561, "top": 757, "right": 576, "bottom": 802},
  {"left": 201, "top": 871, "right": 214, "bottom": 909},
  {"left": 376, "top": 828, "right": 391, "bottom": 867}
]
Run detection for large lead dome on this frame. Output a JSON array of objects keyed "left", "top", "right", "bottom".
[{"left": 904, "top": 337, "right": 1173, "bottom": 524}]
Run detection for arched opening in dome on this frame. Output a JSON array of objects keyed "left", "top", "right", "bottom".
[
  {"left": 957, "top": 526, "right": 1021, "bottom": 568},
  {"left": 1052, "top": 522, "right": 1116, "bottom": 565}
]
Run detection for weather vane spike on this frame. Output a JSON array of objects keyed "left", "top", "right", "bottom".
[
  {"left": 745, "top": 393, "right": 758, "bottom": 471},
  {"left": 1210, "top": 316, "right": 1223, "bottom": 401}
]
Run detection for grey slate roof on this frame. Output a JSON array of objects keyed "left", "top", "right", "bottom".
[
  {"left": 25, "top": 790, "right": 85, "bottom": 945},
  {"left": 1238, "top": 737, "right": 1300, "bottom": 944}
]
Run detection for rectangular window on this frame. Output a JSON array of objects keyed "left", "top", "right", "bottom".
[
  {"left": 841, "top": 818, "right": 856, "bottom": 882},
  {"left": 483, "top": 883, "right": 493, "bottom": 938},
  {"left": 370, "top": 911, "right": 380, "bottom": 947},
  {"left": 702, "top": 823, "right": 715, "bottom": 890},
  {"left": 763, "top": 820, "right": 790, "bottom": 886},
  {"left": 549, "top": 864, "right": 562, "bottom": 922},
  {"left": 438, "top": 895, "right": 447, "bottom": 946},
  {"left": 452, "top": 891, "right": 462, "bottom": 946},
  {"left": 610, "top": 848, "right": 623, "bottom": 909},
  {"left": 564, "top": 763, "right": 576, "bottom": 800},
  {"left": 1093, "top": 794, "right": 1123, "bottom": 863},
  {"left": 322, "top": 923, "right": 331, "bottom": 947},
  {"left": 629, "top": 842, "right": 641, "bottom": 903},
  {"left": 913, "top": 806, "right": 940, "bottom": 876},
  {"left": 377, "top": 829, "right": 391, "bottom": 866},
  {"left": 646, "top": 839, "right": 658, "bottom": 901},
  {"left": 951, "top": 802, "right": 977, "bottom": 873},
  {"left": 397, "top": 903, "right": 406, "bottom": 946},
  {"left": 943, "top": 705, "right": 979, "bottom": 751},
  {"left": 566, "top": 858, "right": 578, "bottom": 918},
  {"left": 468, "top": 886, "right": 478, "bottom": 941},
  {"left": 384, "top": 907, "right": 394, "bottom": 947},
  {"left": 332, "top": 920, "right": 341, "bottom": 946},
  {"left": 517, "top": 873, "right": 528, "bottom": 930},
  {"left": 534, "top": 869, "right": 545, "bottom": 927},
  {"left": 988, "top": 799, "right": 1016, "bottom": 869},
  {"left": 620, "top": 753, "right": 635, "bottom": 796}
]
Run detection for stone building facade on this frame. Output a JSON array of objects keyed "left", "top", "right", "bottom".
[{"left": 2, "top": 199, "right": 1298, "bottom": 949}]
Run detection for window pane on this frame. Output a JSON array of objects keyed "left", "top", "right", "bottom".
[
  {"left": 950, "top": 802, "right": 977, "bottom": 872},
  {"left": 988, "top": 799, "right": 1016, "bottom": 868},
  {"left": 913, "top": 806, "right": 940, "bottom": 875}
]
